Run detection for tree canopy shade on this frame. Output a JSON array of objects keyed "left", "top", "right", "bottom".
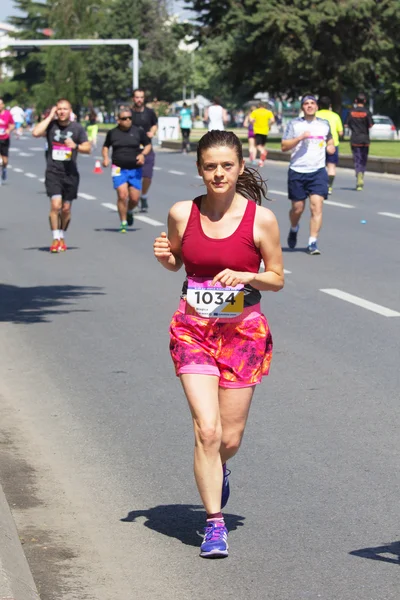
[
  {"left": 2, "top": 0, "right": 193, "bottom": 110},
  {"left": 184, "top": 0, "right": 400, "bottom": 112}
]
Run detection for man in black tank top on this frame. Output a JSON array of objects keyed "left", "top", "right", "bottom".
[{"left": 131, "top": 89, "right": 158, "bottom": 212}]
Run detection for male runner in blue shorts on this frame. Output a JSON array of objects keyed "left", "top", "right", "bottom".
[
  {"left": 102, "top": 107, "right": 152, "bottom": 232},
  {"left": 281, "top": 94, "right": 335, "bottom": 255}
]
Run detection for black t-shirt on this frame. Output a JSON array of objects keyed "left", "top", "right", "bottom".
[
  {"left": 130, "top": 107, "right": 158, "bottom": 136},
  {"left": 46, "top": 121, "right": 88, "bottom": 176},
  {"left": 103, "top": 125, "right": 150, "bottom": 169},
  {"left": 346, "top": 106, "right": 373, "bottom": 145}
]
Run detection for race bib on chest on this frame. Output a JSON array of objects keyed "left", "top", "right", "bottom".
[
  {"left": 52, "top": 143, "right": 72, "bottom": 161},
  {"left": 306, "top": 135, "right": 326, "bottom": 148},
  {"left": 111, "top": 164, "right": 121, "bottom": 177},
  {"left": 186, "top": 277, "right": 244, "bottom": 318}
]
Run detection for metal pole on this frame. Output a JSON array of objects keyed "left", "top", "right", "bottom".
[{"left": 132, "top": 39, "right": 139, "bottom": 90}]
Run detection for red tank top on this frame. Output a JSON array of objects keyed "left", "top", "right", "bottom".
[{"left": 181, "top": 196, "right": 261, "bottom": 277}]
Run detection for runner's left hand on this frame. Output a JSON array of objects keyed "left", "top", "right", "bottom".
[
  {"left": 64, "top": 138, "right": 76, "bottom": 149},
  {"left": 212, "top": 269, "right": 256, "bottom": 287},
  {"left": 136, "top": 153, "right": 145, "bottom": 165}
]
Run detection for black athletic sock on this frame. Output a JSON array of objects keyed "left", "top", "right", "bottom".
[{"left": 328, "top": 175, "right": 335, "bottom": 187}]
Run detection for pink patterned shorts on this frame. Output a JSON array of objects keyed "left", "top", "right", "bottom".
[{"left": 169, "top": 301, "right": 273, "bottom": 388}]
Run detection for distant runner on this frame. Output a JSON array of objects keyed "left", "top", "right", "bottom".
[
  {"left": 32, "top": 98, "right": 91, "bottom": 252},
  {"left": 102, "top": 107, "right": 151, "bottom": 233},
  {"left": 345, "top": 93, "right": 373, "bottom": 191},
  {"left": 250, "top": 102, "right": 275, "bottom": 167},
  {"left": 179, "top": 102, "right": 192, "bottom": 154},
  {"left": 316, "top": 96, "right": 343, "bottom": 195},
  {"left": 0, "top": 98, "right": 15, "bottom": 185},
  {"left": 131, "top": 89, "right": 158, "bottom": 213},
  {"left": 282, "top": 94, "right": 335, "bottom": 255}
]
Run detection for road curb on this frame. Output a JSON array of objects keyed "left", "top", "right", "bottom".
[
  {"left": 0, "top": 482, "right": 40, "bottom": 600},
  {"left": 161, "top": 141, "right": 400, "bottom": 176}
]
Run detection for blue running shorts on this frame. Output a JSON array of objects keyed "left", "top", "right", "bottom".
[
  {"left": 326, "top": 146, "right": 339, "bottom": 164},
  {"left": 288, "top": 167, "right": 328, "bottom": 201},
  {"left": 112, "top": 166, "right": 143, "bottom": 190}
]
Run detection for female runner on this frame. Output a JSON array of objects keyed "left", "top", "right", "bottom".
[{"left": 153, "top": 130, "right": 284, "bottom": 558}]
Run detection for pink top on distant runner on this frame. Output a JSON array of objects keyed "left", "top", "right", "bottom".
[{"left": 0, "top": 110, "right": 14, "bottom": 140}]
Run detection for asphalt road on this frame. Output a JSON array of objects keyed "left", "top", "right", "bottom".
[{"left": 0, "top": 135, "right": 400, "bottom": 600}]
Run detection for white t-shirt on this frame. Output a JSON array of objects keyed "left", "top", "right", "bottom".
[
  {"left": 207, "top": 105, "right": 224, "bottom": 131},
  {"left": 10, "top": 106, "right": 25, "bottom": 123},
  {"left": 283, "top": 117, "right": 332, "bottom": 173}
]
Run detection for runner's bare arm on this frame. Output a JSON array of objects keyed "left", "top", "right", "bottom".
[
  {"left": 154, "top": 201, "right": 191, "bottom": 272},
  {"left": 326, "top": 137, "right": 336, "bottom": 155},
  {"left": 64, "top": 137, "right": 91, "bottom": 154},
  {"left": 32, "top": 106, "right": 57, "bottom": 138},
  {"left": 281, "top": 131, "right": 309, "bottom": 152},
  {"left": 102, "top": 145, "right": 110, "bottom": 167},
  {"left": 253, "top": 207, "right": 284, "bottom": 291}
]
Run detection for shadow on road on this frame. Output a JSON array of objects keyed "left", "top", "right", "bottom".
[
  {"left": 121, "top": 504, "right": 245, "bottom": 547},
  {"left": 281, "top": 247, "right": 308, "bottom": 253},
  {"left": 0, "top": 283, "right": 103, "bottom": 324},
  {"left": 93, "top": 228, "right": 141, "bottom": 233},
  {"left": 350, "top": 541, "right": 400, "bottom": 565},
  {"left": 24, "top": 246, "right": 80, "bottom": 252}
]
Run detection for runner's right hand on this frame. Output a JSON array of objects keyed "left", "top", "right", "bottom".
[
  {"left": 49, "top": 106, "right": 58, "bottom": 120},
  {"left": 154, "top": 232, "right": 172, "bottom": 261},
  {"left": 102, "top": 157, "right": 110, "bottom": 168}
]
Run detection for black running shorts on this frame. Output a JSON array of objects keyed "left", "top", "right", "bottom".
[
  {"left": 0, "top": 139, "right": 10, "bottom": 158},
  {"left": 45, "top": 172, "right": 79, "bottom": 202}
]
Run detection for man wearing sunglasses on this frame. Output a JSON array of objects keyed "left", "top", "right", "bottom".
[{"left": 102, "top": 107, "right": 151, "bottom": 233}]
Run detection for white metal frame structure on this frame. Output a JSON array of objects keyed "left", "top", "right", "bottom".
[{"left": 3, "top": 38, "right": 139, "bottom": 89}]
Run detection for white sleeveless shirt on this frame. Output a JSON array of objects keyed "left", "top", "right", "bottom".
[{"left": 207, "top": 105, "right": 224, "bottom": 131}]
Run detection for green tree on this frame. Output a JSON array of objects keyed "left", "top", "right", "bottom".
[
  {"left": 33, "top": 0, "right": 105, "bottom": 113},
  {"left": 185, "top": 0, "right": 400, "bottom": 112},
  {"left": 88, "top": 0, "right": 189, "bottom": 107},
  {"left": 5, "top": 0, "right": 51, "bottom": 105}
]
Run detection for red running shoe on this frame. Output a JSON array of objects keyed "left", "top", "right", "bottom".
[
  {"left": 59, "top": 239, "right": 67, "bottom": 252},
  {"left": 50, "top": 239, "right": 60, "bottom": 253}
]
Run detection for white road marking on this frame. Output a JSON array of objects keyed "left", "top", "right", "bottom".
[
  {"left": 324, "top": 200, "right": 355, "bottom": 208},
  {"left": 39, "top": 178, "right": 45, "bottom": 183},
  {"left": 78, "top": 192, "right": 96, "bottom": 200},
  {"left": 13, "top": 167, "right": 23, "bottom": 173},
  {"left": 29, "top": 147, "right": 44, "bottom": 151},
  {"left": 154, "top": 166, "right": 162, "bottom": 171},
  {"left": 284, "top": 269, "right": 291, "bottom": 274},
  {"left": 269, "top": 189, "right": 287, "bottom": 196},
  {"left": 135, "top": 215, "right": 164, "bottom": 226},
  {"left": 24, "top": 172, "right": 37, "bottom": 178},
  {"left": 9, "top": 148, "right": 18, "bottom": 152},
  {"left": 100, "top": 203, "right": 164, "bottom": 226},
  {"left": 378, "top": 212, "right": 400, "bottom": 220},
  {"left": 168, "top": 170, "right": 185, "bottom": 175},
  {"left": 18, "top": 152, "right": 33, "bottom": 157},
  {"left": 320, "top": 289, "right": 400, "bottom": 318}
]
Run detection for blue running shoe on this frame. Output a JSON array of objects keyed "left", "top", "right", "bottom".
[
  {"left": 200, "top": 521, "right": 229, "bottom": 558},
  {"left": 307, "top": 241, "right": 321, "bottom": 255},
  {"left": 221, "top": 463, "right": 231, "bottom": 509}
]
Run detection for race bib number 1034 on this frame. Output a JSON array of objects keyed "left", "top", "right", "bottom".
[{"left": 186, "top": 277, "right": 244, "bottom": 318}]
